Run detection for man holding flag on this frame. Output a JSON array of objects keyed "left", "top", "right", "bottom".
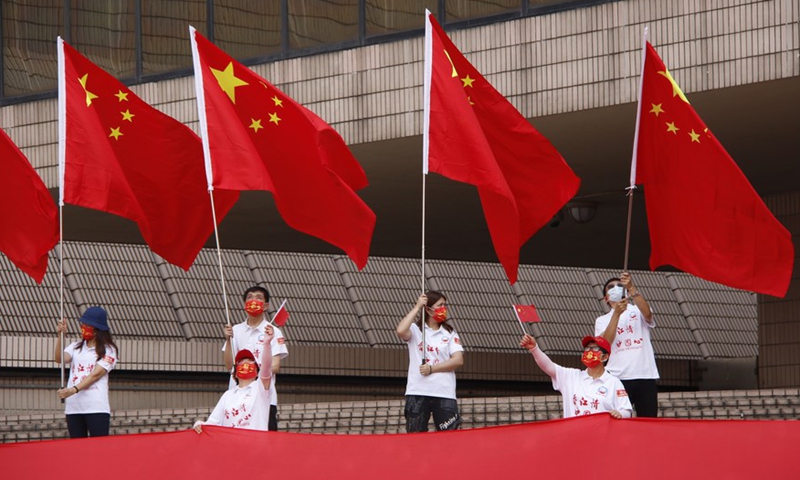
[{"left": 223, "top": 286, "right": 289, "bottom": 431}]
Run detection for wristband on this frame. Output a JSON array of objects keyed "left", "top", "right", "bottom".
[
  {"left": 629, "top": 291, "right": 642, "bottom": 299},
  {"left": 74, "top": 385, "right": 79, "bottom": 393}
]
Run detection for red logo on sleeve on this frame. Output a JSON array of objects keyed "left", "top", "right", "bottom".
[
  {"left": 616, "top": 389, "right": 628, "bottom": 397},
  {"left": 277, "top": 337, "right": 285, "bottom": 345}
]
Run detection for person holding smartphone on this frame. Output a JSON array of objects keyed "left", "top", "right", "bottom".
[{"left": 595, "top": 272, "right": 658, "bottom": 417}]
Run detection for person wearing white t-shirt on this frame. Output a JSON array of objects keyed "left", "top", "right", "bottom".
[
  {"left": 223, "top": 285, "right": 288, "bottom": 430},
  {"left": 520, "top": 333, "right": 632, "bottom": 419},
  {"left": 396, "top": 291, "right": 464, "bottom": 432},
  {"left": 54, "top": 306, "right": 119, "bottom": 438},
  {"left": 595, "top": 272, "right": 658, "bottom": 417},
  {"left": 195, "top": 325, "right": 274, "bottom": 433}
]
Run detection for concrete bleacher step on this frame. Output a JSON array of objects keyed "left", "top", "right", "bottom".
[{"left": 2, "top": 389, "right": 799, "bottom": 443}]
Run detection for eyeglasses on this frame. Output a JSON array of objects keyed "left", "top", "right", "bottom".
[
  {"left": 606, "top": 283, "right": 623, "bottom": 291},
  {"left": 583, "top": 346, "right": 603, "bottom": 352}
]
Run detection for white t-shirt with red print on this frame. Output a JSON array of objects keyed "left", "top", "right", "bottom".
[
  {"left": 204, "top": 378, "right": 270, "bottom": 431},
  {"left": 552, "top": 365, "right": 633, "bottom": 418},
  {"left": 404, "top": 323, "right": 464, "bottom": 400},
  {"left": 222, "top": 318, "right": 288, "bottom": 406},
  {"left": 594, "top": 304, "right": 659, "bottom": 380},
  {"left": 63, "top": 341, "right": 117, "bottom": 415}
]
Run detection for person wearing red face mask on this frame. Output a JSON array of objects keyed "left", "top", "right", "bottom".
[
  {"left": 396, "top": 291, "right": 464, "bottom": 432},
  {"left": 222, "top": 285, "right": 288, "bottom": 430},
  {"left": 519, "top": 333, "right": 632, "bottom": 419},
  {"left": 195, "top": 325, "right": 274, "bottom": 433},
  {"left": 54, "top": 306, "right": 119, "bottom": 438}
]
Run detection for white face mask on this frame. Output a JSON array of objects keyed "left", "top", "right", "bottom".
[{"left": 607, "top": 285, "right": 625, "bottom": 303}]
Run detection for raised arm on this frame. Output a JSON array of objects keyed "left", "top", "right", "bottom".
[
  {"left": 600, "top": 299, "right": 628, "bottom": 345},
  {"left": 260, "top": 325, "right": 274, "bottom": 389},
  {"left": 621, "top": 272, "right": 653, "bottom": 324},
  {"left": 54, "top": 319, "right": 72, "bottom": 364},
  {"left": 396, "top": 294, "right": 427, "bottom": 341},
  {"left": 223, "top": 324, "right": 234, "bottom": 370},
  {"left": 520, "top": 334, "right": 557, "bottom": 378}
]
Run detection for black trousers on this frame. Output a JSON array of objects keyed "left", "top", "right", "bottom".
[
  {"left": 404, "top": 395, "right": 461, "bottom": 433},
  {"left": 269, "top": 404, "right": 278, "bottom": 431},
  {"left": 66, "top": 413, "right": 111, "bottom": 438},
  {"left": 621, "top": 379, "right": 659, "bottom": 418}
]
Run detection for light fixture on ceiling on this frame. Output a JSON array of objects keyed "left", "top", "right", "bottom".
[{"left": 566, "top": 201, "right": 597, "bottom": 224}]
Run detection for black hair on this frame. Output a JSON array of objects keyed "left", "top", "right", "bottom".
[
  {"left": 243, "top": 286, "right": 270, "bottom": 303},
  {"left": 415, "top": 290, "right": 453, "bottom": 333},
  {"left": 75, "top": 328, "right": 119, "bottom": 362},
  {"left": 603, "top": 277, "right": 622, "bottom": 295}
]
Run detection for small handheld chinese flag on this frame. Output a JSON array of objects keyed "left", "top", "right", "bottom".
[
  {"left": 271, "top": 299, "right": 289, "bottom": 327},
  {"left": 513, "top": 304, "right": 541, "bottom": 323}
]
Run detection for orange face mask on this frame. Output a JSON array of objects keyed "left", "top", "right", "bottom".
[
  {"left": 80, "top": 324, "right": 96, "bottom": 341},
  {"left": 245, "top": 299, "right": 265, "bottom": 316},
  {"left": 236, "top": 362, "right": 258, "bottom": 380},
  {"left": 431, "top": 306, "right": 448, "bottom": 323}
]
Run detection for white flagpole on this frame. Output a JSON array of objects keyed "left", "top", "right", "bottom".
[
  {"left": 512, "top": 306, "right": 529, "bottom": 336},
  {"left": 56, "top": 37, "right": 67, "bottom": 398},
  {"left": 420, "top": 10, "right": 434, "bottom": 365},
  {"left": 189, "top": 25, "right": 232, "bottom": 328},
  {"left": 623, "top": 26, "right": 649, "bottom": 271}
]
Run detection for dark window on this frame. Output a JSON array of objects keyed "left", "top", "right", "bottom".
[
  {"left": 214, "top": 1, "right": 281, "bottom": 59},
  {"left": 288, "top": 0, "right": 359, "bottom": 50},
  {"left": 445, "top": 0, "right": 521, "bottom": 21},
  {"left": 70, "top": 0, "right": 136, "bottom": 79},
  {"left": 140, "top": 0, "right": 206, "bottom": 74},
  {"left": 365, "top": 0, "right": 438, "bottom": 36},
  {"left": 2, "top": 0, "right": 63, "bottom": 97}
]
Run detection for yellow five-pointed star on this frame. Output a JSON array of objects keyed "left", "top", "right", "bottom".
[
  {"left": 121, "top": 110, "right": 134, "bottom": 122},
  {"left": 210, "top": 62, "right": 249, "bottom": 103},
  {"left": 269, "top": 113, "right": 281, "bottom": 125},
  {"left": 109, "top": 127, "right": 123, "bottom": 140},
  {"left": 649, "top": 103, "right": 664, "bottom": 116},
  {"left": 688, "top": 129, "right": 701, "bottom": 143},
  {"left": 114, "top": 90, "right": 129, "bottom": 102},
  {"left": 249, "top": 118, "right": 263, "bottom": 132},
  {"left": 78, "top": 74, "right": 98, "bottom": 107},
  {"left": 657, "top": 68, "right": 690, "bottom": 104},
  {"left": 272, "top": 96, "right": 283, "bottom": 107},
  {"left": 665, "top": 121, "right": 679, "bottom": 134},
  {"left": 461, "top": 75, "right": 475, "bottom": 88}
]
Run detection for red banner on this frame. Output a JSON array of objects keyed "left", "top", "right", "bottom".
[{"left": 1, "top": 416, "right": 797, "bottom": 478}]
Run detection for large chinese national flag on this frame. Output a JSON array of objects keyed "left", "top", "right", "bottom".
[
  {"left": 190, "top": 28, "right": 376, "bottom": 269},
  {"left": 423, "top": 12, "right": 580, "bottom": 284},
  {"left": 58, "top": 38, "right": 239, "bottom": 270},
  {"left": 0, "top": 127, "right": 58, "bottom": 282},
  {"left": 634, "top": 43, "right": 793, "bottom": 297}
]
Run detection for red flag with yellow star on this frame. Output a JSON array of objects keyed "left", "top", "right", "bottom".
[
  {"left": 635, "top": 42, "right": 793, "bottom": 297},
  {"left": 423, "top": 12, "right": 580, "bottom": 284},
  {"left": 190, "top": 28, "right": 375, "bottom": 269},
  {"left": 0, "top": 127, "right": 58, "bottom": 283},
  {"left": 57, "top": 38, "right": 238, "bottom": 271}
]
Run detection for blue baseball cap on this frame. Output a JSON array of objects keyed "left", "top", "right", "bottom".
[{"left": 79, "top": 306, "right": 109, "bottom": 331}]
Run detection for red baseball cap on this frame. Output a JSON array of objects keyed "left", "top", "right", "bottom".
[
  {"left": 581, "top": 335, "right": 611, "bottom": 354},
  {"left": 235, "top": 349, "right": 256, "bottom": 364}
]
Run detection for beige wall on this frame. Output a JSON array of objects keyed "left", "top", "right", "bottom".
[
  {"left": 760, "top": 192, "right": 800, "bottom": 388},
  {"left": 1, "top": 0, "right": 797, "bottom": 188}
]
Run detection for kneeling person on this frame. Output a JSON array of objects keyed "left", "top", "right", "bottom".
[
  {"left": 195, "top": 325, "right": 274, "bottom": 432},
  {"left": 520, "top": 334, "right": 632, "bottom": 419}
]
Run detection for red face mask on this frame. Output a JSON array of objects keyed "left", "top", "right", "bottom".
[
  {"left": 431, "top": 306, "right": 448, "bottom": 323},
  {"left": 80, "top": 324, "right": 96, "bottom": 341},
  {"left": 581, "top": 350, "right": 604, "bottom": 368},
  {"left": 245, "top": 299, "right": 265, "bottom": 316},
  {"left": 236, "top": 362, "right": 258, "bottom": 380}
]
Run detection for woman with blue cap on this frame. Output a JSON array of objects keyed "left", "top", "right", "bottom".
[{"left": 54, "top": 306, "right": 119, "bottom": 438}]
